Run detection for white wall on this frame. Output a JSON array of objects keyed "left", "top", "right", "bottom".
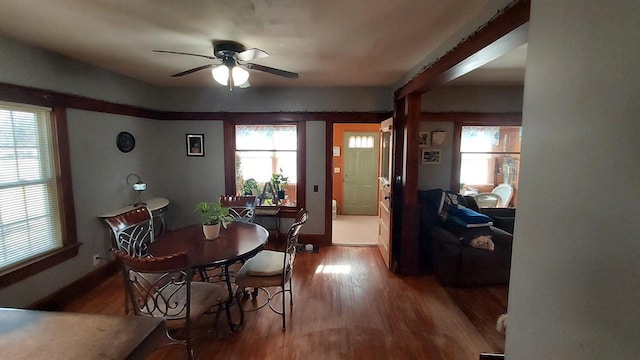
[
  {"left": 507, "top": 1, "right": 640, "bottom": 358},
  {"left": 421, "top": 85, "right": 524, "bottom": 112},
  {"left": 417, "top": 121, "right": 455, "bottom": 190},
  {"left": 304, "top": 121, "right": 326, "bottom": 234},
  {"left": 159, "top": 86, "right": 393, "bottom": 112},
  {"left": 0, "top": 36, "right": 162, "bottom": 109}
]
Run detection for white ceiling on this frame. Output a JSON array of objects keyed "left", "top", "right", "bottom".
[{"left": 0, "top": 0, "right": 526, "bottom": 89}]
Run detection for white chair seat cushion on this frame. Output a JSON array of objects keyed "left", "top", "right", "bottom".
[
  {"left": 243, "top": 250, "right": 286, "bottom": 276},
  {"left": 148, "top": 281, "right": 228, "bottom": 330}
]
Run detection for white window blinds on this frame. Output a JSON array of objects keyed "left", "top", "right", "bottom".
[{"left": 0, "top": 101, "right": 62, "bottom": 270}]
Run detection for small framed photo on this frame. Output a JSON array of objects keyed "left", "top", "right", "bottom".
[
  {"left": 419, "top": 131, "right": 430, "bottom": 146},
  {"left": 186, "top": 134, "right": 204, "bottom": 157},
  {"left": 431, "top": 130, "right": 446, "bottom": 146},
  {"left": 421, "top": 149, "right": 441, "bottom": 164}
]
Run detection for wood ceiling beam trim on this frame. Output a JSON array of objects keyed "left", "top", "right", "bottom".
[{"left": 395, "top": 0, "right": 530, "bottom": 99}]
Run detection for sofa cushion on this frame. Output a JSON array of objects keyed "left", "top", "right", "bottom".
[{"left": 438, "top": 191, "right": 466, "bottom": 220}]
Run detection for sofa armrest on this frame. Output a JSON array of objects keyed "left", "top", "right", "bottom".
[{"left": 490, "top": 226, "right": 513, "bottom": 250}]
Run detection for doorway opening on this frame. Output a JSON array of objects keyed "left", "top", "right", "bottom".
[{"left": 331, "top": 123, "right": 379, "bottom": 246}]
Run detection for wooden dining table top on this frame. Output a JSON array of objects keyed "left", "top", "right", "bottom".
[{"left": 148, "top": 221, "right": 269, "bottom": 268}]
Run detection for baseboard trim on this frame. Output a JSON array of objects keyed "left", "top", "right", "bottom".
[{"left": 28, "top": 260, "right": 118, "bottom": 311}]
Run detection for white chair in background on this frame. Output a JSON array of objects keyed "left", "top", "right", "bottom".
[{"left": 491, "top": 183, "right": 513, "bottom": 207}]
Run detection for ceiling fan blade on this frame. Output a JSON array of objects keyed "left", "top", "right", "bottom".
[
  {"left": 245, "top": 63, "right": 298, "bottom": 79},
  {"left": 153, "top": 49, "right": 217, "bottom": 60},
  {"left": 171, "top": 64, "right": 215, "bottom": 77},
  {"left": 236, "top": 48, "right": 270, "bottom": 62}
]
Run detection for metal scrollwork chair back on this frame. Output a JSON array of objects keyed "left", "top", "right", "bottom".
[
  {"left": 113, "top": 250, "right": 229, "bottom": 360},
  {"left": 104, "top": 207, "right": 154, "bottom": 257},
  {"left": 220, "top": 195, "right": 257, "bottom": 223}
]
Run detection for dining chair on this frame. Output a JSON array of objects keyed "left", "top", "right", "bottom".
[
  {"left": 103, "top": 206, "right": 154, "bottom": 257},
  {"left": 235, "top": 208, "right": 308, "bottom": 330},
  {"left": 113, "top": 249, "right": 230, "bottom": 360},
  {"left": 491, "top": 183, "right": 514, "bottom": 207},
  {"left": 220, "top": 195, "right": 257, "bottom": 223}
]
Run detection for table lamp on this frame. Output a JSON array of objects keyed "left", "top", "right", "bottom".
[{"left": 126, "top": 173, "right": 147, "bottom": 206}]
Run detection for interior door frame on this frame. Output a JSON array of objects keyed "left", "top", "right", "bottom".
[
  {"left": 342, "top": 130, "right": 380, "bottom": 215},
  {"left": 325, "top": 116, "right": 391, "bottom": 246}
]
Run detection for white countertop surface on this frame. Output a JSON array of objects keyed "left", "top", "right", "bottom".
[{"left": 98, "top": 197, "right": 169, "bottom": 218}]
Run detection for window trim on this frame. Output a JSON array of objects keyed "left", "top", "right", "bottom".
[
  {"left": 0, "top": 107, "right": 79, "bottom": 289},
  {"left": 224, "top": 119, "right": 305, "bottom": 217},
  {"left": 450, "top": 113, "right": 522, "bottom": 192}
]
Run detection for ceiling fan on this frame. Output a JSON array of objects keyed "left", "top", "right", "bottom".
[{"left": 154, "top": 40, "right": 298, "bottom": 90}]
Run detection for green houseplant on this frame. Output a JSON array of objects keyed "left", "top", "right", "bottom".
[
  {"left": 242, "top": 178, "right": 260, "bottom": 195},
  {"left": 271, "top": 168, "right": 289, "bottom": 199},
  {"left": 194, "top": 201, "right": 234, "bottom": 240}
]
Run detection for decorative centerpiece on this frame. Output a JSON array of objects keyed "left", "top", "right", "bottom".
[{"left": 194, "top": 201, "right": 234, "bottom": 240}]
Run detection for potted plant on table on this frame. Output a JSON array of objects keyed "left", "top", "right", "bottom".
[
  {"left": 242, "top": 178, "right": 260, "bottom": 195},
  {"left": 271, "top": 169, "right": 289, "bottom": 200},
  {"left": 194, "top": 201, "right": 234, "bottom": 240}
]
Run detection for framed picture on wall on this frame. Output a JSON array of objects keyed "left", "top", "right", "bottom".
[
  {"left": 421, "top": 149, "right": 441, "bottom": 164},
  {"left": 186, "top": 133, "right": 204, "bottom": 157},
  {"left": 431, "top": 130, "right": 446, "bottom": 146},
  {"left": 419, "top": 131, "right": 430, "bottom": 146}
]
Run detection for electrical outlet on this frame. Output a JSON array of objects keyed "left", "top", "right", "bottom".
[{"left": 92, "top": 254, "right": 101, "bottom": 266}]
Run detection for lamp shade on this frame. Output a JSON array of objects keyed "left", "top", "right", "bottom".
[
  {"left": 212, "top": 65, "right": 230, "bottom": 86},
  {"left": 212, "top": 64, "right": 249, "bottom": 87},
  {"left": 232, "top": 66, "right": 249, "bottom": 86}
]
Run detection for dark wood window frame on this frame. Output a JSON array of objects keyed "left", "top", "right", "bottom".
[
  {"left": 224, "top": 119, "right": 306, "bottom": 218},
  {"left": 0, "top": 106, "right": 79, "bottom": 289},
  {"left": 426, "top": 112, "right": 523, "bottom": 192}
]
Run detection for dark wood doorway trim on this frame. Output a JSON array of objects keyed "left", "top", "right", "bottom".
[
  {"left": 324, "top": 114, "right": 392, "bottom": 246},
  {"left": 390, "top": 0, "right": 530, "bottom": 275}
]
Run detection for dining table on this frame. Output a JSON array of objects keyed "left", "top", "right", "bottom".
[
  {"left": 148, "top": 221, "right": 269, "bottom": 329},
  {"left": 148, "top": 221, "right": 269, "bottom": 268}
]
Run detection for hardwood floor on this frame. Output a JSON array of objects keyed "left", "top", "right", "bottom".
[{"left": 64, "top": 246, "right": 506, "bottom": 360}]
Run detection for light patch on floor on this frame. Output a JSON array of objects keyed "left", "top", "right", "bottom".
[{"left": 332, "top": 215, "right": 378, "bottom": 246}]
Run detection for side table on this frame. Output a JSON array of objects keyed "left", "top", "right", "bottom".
[
  {"left": 98, "top": 197, "right": 170, "bottom": 237},
  {"left": 254, "top": 207, "right": 280, "bottom": 239}
]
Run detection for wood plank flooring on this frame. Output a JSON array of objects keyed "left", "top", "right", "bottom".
[{"left": 64, "top": 246, "right": 506, "bottom": 360}]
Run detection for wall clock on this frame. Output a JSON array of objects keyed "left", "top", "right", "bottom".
[{"left": 116, "top": 131, "right": 136, "bottom": 153}]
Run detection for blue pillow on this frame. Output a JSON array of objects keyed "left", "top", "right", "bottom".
[{"left": 448, "top": 205, "right": 493, "bottom": 226}]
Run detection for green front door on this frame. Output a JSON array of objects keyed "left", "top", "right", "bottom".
[{"left": 343, "top": 132, "right": 379, "bottom": 215}]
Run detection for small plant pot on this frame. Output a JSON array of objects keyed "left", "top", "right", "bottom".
[
  {"left": 202, "top": 223, "right": 221, "bottom": 240},
  {"left": 277, "top": 190, "right": 285, "bottom": 200}
]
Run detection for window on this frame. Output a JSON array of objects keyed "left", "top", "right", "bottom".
[
  {"left": 0, "top": 102, "right": 63, "bottom": 270},
  {"left": 460, "top": 126, "right": 521, "bottom": 200},
  {"left": 234, "top": 124, "right": 298, "bottom": 207},
  {"left": 347, "top": 135, "right": 375, "bottom": 149},
  {"left": 0, "top": 101, "right": 77, "bottom": 287}
]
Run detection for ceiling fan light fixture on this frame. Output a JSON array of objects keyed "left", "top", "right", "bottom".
[
  {"left": 212, "top": 64, "right": 229, "bottom": 85},
  {"left": 232, "top": 66, "right": 249, "bottom": 86}
]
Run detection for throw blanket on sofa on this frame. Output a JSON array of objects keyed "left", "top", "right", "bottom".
[{"left": 438, "top": 191, "right": 493, "bottom": 228}]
